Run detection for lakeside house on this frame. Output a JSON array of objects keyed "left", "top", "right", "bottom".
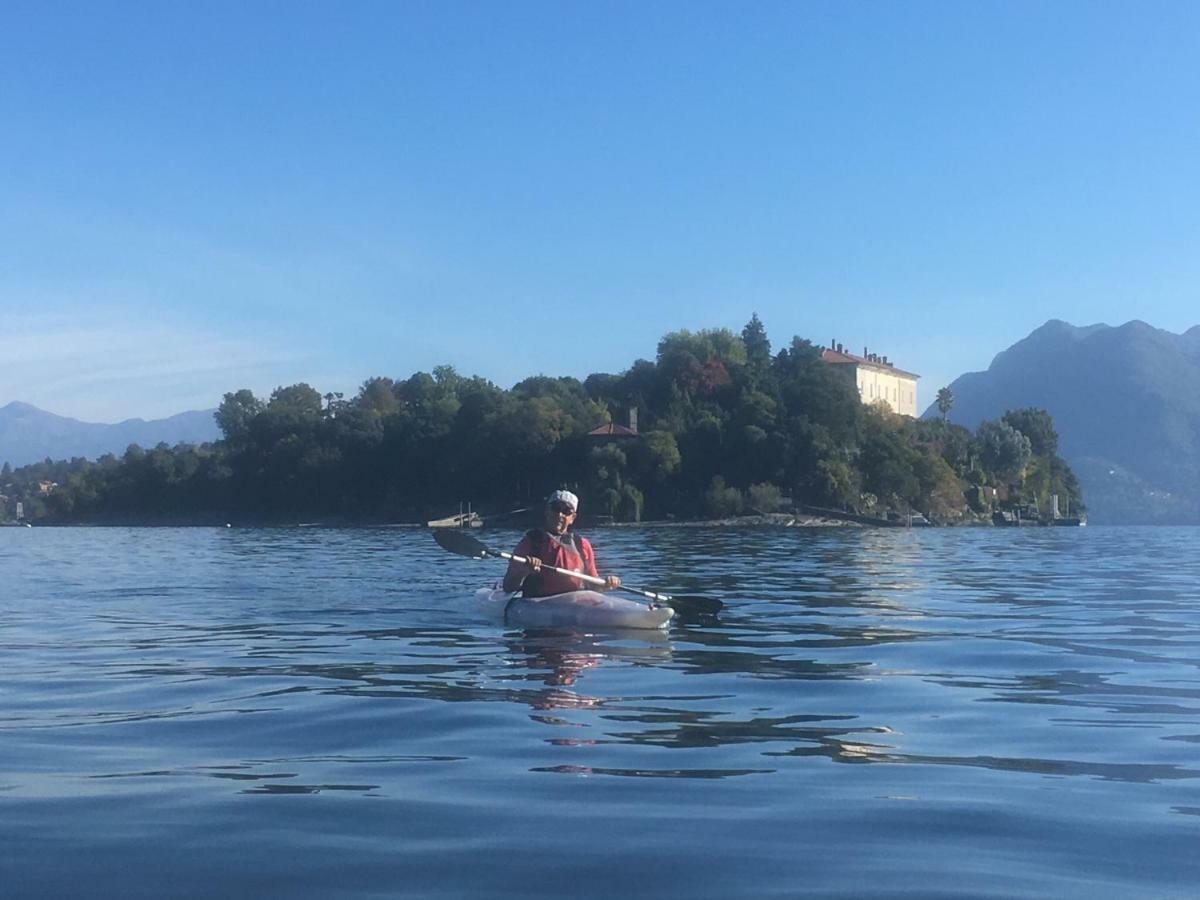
[
  {"left": 820, "top": 341, "right": 920, "bottom": 417},
  {"left": 588, "top": 407, "right": 640, "bottom": 442}
]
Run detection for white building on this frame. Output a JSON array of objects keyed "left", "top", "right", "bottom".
[{"left": 821, "top": 342, "right": 920, "bottom": 417}]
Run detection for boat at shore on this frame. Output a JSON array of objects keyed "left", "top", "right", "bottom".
[
  {"left": 993, "top": 507, "right": 1086, "bottom": 526},
  {"left": 426, "top": 510, "right": 482, "bottom": 528}
]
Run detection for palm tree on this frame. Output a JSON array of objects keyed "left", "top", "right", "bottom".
[{"left": 936, "top": 387, "right": 954, "bottom": 421}]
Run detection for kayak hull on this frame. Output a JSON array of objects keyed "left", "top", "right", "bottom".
[{"left": 475, "top": 587, "right": 673, "bottom": 630}]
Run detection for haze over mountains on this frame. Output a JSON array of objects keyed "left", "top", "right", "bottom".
[
  {"left": 926, "top": 320, "right": 1200, "bottom": 524},
  {"left": 0, "top": 402, "right": 221, "bottom": 468}
]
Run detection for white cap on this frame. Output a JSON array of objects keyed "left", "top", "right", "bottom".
[{"left": 546, "top": 489, "right": 579, "bottom": 512}]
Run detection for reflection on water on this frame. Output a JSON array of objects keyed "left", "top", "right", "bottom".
[{"left": 3, "top": 526, "right": 1200, "bottom": 898}]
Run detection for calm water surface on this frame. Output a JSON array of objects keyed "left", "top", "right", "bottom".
[{"left": 2, "top": 526, "right": 1199, "bottom": 898}]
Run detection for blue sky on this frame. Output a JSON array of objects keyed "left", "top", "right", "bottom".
[{"left": 3, "top": 1, "right": 1198, "bottom": 422}]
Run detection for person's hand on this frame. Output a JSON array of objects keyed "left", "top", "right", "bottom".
[
  {"left": 526, "top": 556, "right": 543, "bottom": 572},
  {"left": 604, "top": 574, "right": 621, "bottom": 590}
]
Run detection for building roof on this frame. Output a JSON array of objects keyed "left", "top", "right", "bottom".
[
  {"left": 587, "top": 423, "right": 639, "bottom": 437},
  {"left": 820, "top": 347, "right": 919, "bottom": 379}
]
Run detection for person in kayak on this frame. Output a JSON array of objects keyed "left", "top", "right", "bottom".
[{"left": 502, "top": 489, "right": 622, "bottom": 597}]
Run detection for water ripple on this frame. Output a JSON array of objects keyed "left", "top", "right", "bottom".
[{"left": 3, "top": 525, "right": 1200, "bottom": 898}]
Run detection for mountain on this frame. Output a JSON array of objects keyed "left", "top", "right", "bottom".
[
  {"left": 925, "top": 320, "right": 1200, "bottom": 524},
  {"left": 0, "top": 402, "right": 221, "bottom": 468}
]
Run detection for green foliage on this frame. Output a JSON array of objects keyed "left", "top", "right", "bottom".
[
  {"left": 1002, "top": 407, "right": 1059, "bottom": 456},
  {"left": 913, "top": 449, "right": 968, "bottom": 522},
  {"left": 358, "top": 377, "right": 400, "bottom": 417},
  {"left": 704, "top": 476, "right": 744, "bottom": 518},
  {"left": 936, "top": 387, "right": 954, "bottom": 419},
  {"left": 634, "top": 430, "right": 681, "bottom": 480},
  {"left": 10, "top": 316, "right": 1084, "bottom": 526},
  {"left": 747, "top": 482, "right": 783, "bottom": 513},
  {"left": 618, "top": 483, "right": 644, "bottom": 522},
  {"left": 742, "top": 313, "right": 772, "bottom": 383},
  {"left": 215, "top": 389, "right": 264, "bottom": 443},
  {"left": 977, "top": 420, "right": 1033, "bottom": 480},
  {"left": 269, "top": 383, "right": 323, "bottom": 418},
  {"left": 812, "top": 458, "right": 860, "bottom": 508}
]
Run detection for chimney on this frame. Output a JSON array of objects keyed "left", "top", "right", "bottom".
[
  {"left": 628, "top": 406, "right": 638, "bottom": 434},
  {"left": 864, "top": 346, "right": 868, "bottom": 358}
]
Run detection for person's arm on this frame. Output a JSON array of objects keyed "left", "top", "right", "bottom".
[
  {"left": 502, "top": 535, "right": 541, "bottom": 593},
  {"left": 582, "top": 538, "right": 621, "bottom": 591}
]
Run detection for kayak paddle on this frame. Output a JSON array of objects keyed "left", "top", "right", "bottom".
[{"left": 432, "top": 528, "right": 723, "bottom": 615}]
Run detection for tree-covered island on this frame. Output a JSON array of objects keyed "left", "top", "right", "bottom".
[{"left": 2, "top": 316, "right": 1082, "bottom": 526}]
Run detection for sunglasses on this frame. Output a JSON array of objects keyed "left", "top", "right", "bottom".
[{"left": 549, "top": 502, "right": 576, "bottom": 514}]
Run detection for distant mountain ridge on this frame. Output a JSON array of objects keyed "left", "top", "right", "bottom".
[
  {"left": 0, "top": 401, "right": 221, "bottom": 468},
  {"left": 925, "top": 320, "right": 1200, "bottom": 523}
]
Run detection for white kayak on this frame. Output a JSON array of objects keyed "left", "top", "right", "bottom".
[{"left": 475, "top": 586, "right": 674, "bottom": 630}]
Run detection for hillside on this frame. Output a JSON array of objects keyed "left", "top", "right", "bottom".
[
  {"left": 0, "top": 402, "right": 221, "bottom": 468},
  {"left": 926, "top": 320, "right": 1200, "bottom": 523}
]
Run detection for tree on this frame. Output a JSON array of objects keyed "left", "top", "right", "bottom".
[
  {"left": 977, "top": 420, "right": 1032, "bottom": 481},
  {"left": 859, "top": 426, "right": 920, "bottom": 509},
  {"left": 704, "top": 476, "right": 744, "bottom": 517},
  {"left": 215, "top": 389, "right": 265, "bottom": 443},
  {"left": 936, "top": 387, "right": 954, "bottom": 420},
  {"left": 268, "top": 383, "right": 324, "bottom": 419},
  {"left": 1002, "top": 408, "right": 1059, "bottom": 457},
  {"left": 813, "top": 458, "right": 860, "bottom": 509},
  {"left": 585, "top": 444, "right": 635, "bottom": 520},
  {"left": 357, "top": 377, "right": 400, "bottom": 417},
  {"left": 657, "top": 329, "right": 747, "bottom": 405},
  {"left": 742, "top": 313, "right": 772, "bottom": 380},
  {"left": 638, "top": 430, "right": 681, "bottom": 479},
  {"left": 617, "top": 483, "right": 644, "bottom": 522},
  {"left": 12, "top": 315, "right": 1089, "bottom": 528},
  {"left": 748, "top": 482, "right": 783, "bottom": 513},
  {"left": 912, "top": 448, "right": 968, "bottom": 521}
]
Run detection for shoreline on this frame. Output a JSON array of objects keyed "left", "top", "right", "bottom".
[
  {"left": 607, "top": 512, "right": 861, "bottom": 528},
  {"left": 7, "top": 515, "right": 859, "bottom": 529},
  {"left": 9, "top": 510, "right": 1003, "bottom": 529}
]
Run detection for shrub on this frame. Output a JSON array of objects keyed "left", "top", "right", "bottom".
[
  {"left": 704, "top": 476, "right": 744, "bottom": 518},
  {"left": 747, "top": 482, "right": 782, "bottom": 513}
]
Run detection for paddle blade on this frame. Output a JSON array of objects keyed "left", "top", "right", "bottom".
[
  {"left": 432, "top": 528, "right": 491, "bottom": 559},
  {"left": 665, "top": 595, "right": 723, "bottom": 616}
]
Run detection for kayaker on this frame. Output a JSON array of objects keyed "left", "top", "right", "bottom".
[{"left": 502, "top": 490, "right": 622, "bottom": 597}]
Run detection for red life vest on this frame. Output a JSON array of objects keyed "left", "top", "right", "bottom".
[{"left": 514, "top": 528, "right": 599, "bottom": 597}]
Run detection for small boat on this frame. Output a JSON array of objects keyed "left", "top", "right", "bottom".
[
  {"left": 427, "top": 502, "right": 483, "bottom": 528},
  {"left": 427, "top": 512, "right": 482, "bottom": 528},
  {"left": 475, "top": 586, "right": 674, "bottom": 630}
]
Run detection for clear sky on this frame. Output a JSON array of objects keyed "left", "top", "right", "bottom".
[{"left": 3, "top": 1, "right": 1198, "bottom": 422}]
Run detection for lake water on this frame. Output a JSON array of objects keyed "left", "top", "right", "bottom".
[{"left": 3, "top": 525, "right": 1199, "bottom": 899}]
